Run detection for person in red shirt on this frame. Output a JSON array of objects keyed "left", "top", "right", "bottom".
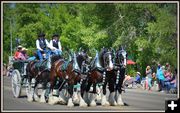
[{"left": 14, "top": 45, "right": 23, "bottom": 60}]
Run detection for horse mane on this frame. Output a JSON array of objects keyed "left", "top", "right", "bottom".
[
  {"left": 51, "top": 54, "right": 63, "bottom": 64},
  {"left": 99, "top": 48, "right": 108, "bottom": 67},
  {"left": 76, "top": 53, "right": 84, "bottom": 69}
]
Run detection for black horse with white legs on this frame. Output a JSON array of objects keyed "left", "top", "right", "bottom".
[
  {"left": 82, "top": 48, "right": 114, "bottom": 106},
  {"left": 108, "top": 46, "right": 127, "bottom": 106}
]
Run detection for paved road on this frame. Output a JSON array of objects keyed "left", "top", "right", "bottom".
[{"left": 2, "top": 76, "right": 177, "bottom": 112}]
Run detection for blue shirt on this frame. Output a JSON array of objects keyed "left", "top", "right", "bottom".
[
  {"left": 135, "top": 74, "right": 141, "bottom": 83},
  {"left": 156, "top": 68, "right": 165, "bottom": 80}
]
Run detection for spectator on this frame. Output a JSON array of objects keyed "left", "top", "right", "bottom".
[
  {"left": 152, "top": 72, "right": 158, "bottom": 90},
  {"left": 134, "top": 72, "right": 141, "bottom": 84},
  {"left": 146, "top": 66, "right": 152, "bottom": 91},
  {"left": 156, "top": 63, "right": 165, "bottom": 92},
  {"left": 164, "top": 68, "right": 177, "bottom": 93},
  {"left": 165, "top": 63, "right": 171, "bottom": 71},
  {"left": 123, "top": 75, "right": 134, "bottom": 87}
]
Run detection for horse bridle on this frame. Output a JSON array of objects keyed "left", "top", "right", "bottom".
[
  {"left": 77, "top": 52, "right": 90, "bottom": 75},
  {"left": 103, "top": 51, "right": 113, "bottom": 69},
  {"left": 117, "top": 50, "right": 127, "bottom": 68}
]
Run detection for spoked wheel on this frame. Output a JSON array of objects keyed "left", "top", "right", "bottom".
[{"left": 11, "top": 69, "right": 22, "bottom": 98}]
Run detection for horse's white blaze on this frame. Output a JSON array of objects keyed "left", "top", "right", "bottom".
[
  {"left": 122, "top": 51, "right": 127, "bottom": 66},
  {"left": 67, "top": 98, "right": 74, "bottom": 107},
  {"left": 39, "top": 90, "right": 46, "bottom": 103},
  {"left": 117, "top": 93, "right": 124, "bottom": 106},
  {"left": 124, "top": 58, "right": 127, "bottom": 66},
  {"left": 109, "top": 54, "right": 113, "bottom": 69}
]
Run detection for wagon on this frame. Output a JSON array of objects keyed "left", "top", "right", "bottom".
[{"left": 10, "top": 57, "right": 30, "bottom": 98}]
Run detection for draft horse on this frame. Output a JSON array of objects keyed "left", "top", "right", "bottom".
[
  {"left": 48, "top": 51, "right": 87, "bottom": 107},
  {"left": 108, "top": 46, "right": 127, "bottom": 106},
  {"left": 26, "top": 52, "right": 61, "bottom": 102},
  {"left": 82, "top": 48, "right": 114, "bottom": 106}
]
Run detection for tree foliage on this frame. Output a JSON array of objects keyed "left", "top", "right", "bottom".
[{"left": 3, "top": 3, "right": 177, "bottom": 76}]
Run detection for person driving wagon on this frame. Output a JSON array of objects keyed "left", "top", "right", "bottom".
[
  {"left": 49, "top": 33, "right": 62, "bottom": 55},
  {"left": 36, "top": 32, "right": 54, "bottom": 61}
]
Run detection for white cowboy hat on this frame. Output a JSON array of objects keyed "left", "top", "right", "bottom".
[
  {"left": 137, "top": 72, "right": 141, "bottom": 75},
  {"left": 22, "top": 47, "right": 28, "bottom": 51},
  {"left": 17, "top": 45, "right": 23, "bottom": 48}
]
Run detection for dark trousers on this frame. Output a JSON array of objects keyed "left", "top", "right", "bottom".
[{"left": 158, "top": 79, "right": 165, "bottom": 91}]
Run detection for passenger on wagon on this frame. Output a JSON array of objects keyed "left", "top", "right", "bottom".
[
  {"left": 21, "top": 47, "right": 29, "bottom": 60},
  {"left": 14, "top": 45, "right": 23, "bottom": 60}
]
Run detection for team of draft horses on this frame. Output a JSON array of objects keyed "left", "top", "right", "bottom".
[{"left": 15, "top": 33, "right": 128, "bottom": 107}]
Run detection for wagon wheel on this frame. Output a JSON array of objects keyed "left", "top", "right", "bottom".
[{"left": 11, "top": 69, "right": 22, "bottom": 98}]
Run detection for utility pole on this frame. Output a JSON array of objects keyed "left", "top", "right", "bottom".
[{"left": 10, "top": 18, "right": 12, "bottom": 56}]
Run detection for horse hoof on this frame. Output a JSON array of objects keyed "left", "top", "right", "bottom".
[
  {"left": 117, "top": 94, "right": 124, "bottom": 106},
  {"left": 27, "top": 97, "right": 33, "bottom": 102},
  {"left": 48, "top": 96, "right": 58, "bottom": 105},
  {"left": 80, "top": 102, "right": 88, "bottom": 107},
  {"left": 90, "top": 101, "right": 96, "bottom": 106},
  {"left": 110, "top": 101, "right": 117, "bottom": 106},
  {"left": 34, "top": 97, "right": 40, "bottom": 102},
  {"left": 67, "top": 98, "right": 74, "bottom": 107},
  {"left": 79, "top": 101, "right": 87, "bottom": 107},
  {"left": 117, "top": 102, "right": 124, "bottom": 106},
  {"left": 67, "top": 103, "right": 74, "bottom": 107},
  {"left": 39, "top": 97, "right": 46, "bottom": 103},
  {"left": 73, "top": 99, "right": 79, "bottom": 104},
  {"left": 27, "top": 95, "right": 33, "bottom": 102},
  {"left": 58, "top": 98, "right": 67, "bottom": 105},
  {"left": 39, "top": 100, "right": 46, "bottom": 103},
  {"left": 105, "top": 101, "right": 110, "bottom": 106}
]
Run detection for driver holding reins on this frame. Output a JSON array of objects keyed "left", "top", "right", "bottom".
[{"left": 36, "top": 32, "right": 55, "bottom": 61}]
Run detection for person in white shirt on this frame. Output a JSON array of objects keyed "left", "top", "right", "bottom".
[
  {"left": 49, "top": 33, "right": 62, "bottom": 55},
  {"left": 36, "top": 32, "right": 54, "bottom": 61}
]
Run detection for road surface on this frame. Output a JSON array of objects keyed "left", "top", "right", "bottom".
[{"left": 2, "top": 76, "right": 177, "bottom": 112}]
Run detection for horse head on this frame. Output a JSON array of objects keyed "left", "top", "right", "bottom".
[
  {"left": 76, "top": 49, "right": 90, "bottom": 75},
  {"left": 100, "top": 48, "right": 114, "bottom": 71},
  {"left": 116, "top": 46, "right": 127, "bottom": 68}
]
